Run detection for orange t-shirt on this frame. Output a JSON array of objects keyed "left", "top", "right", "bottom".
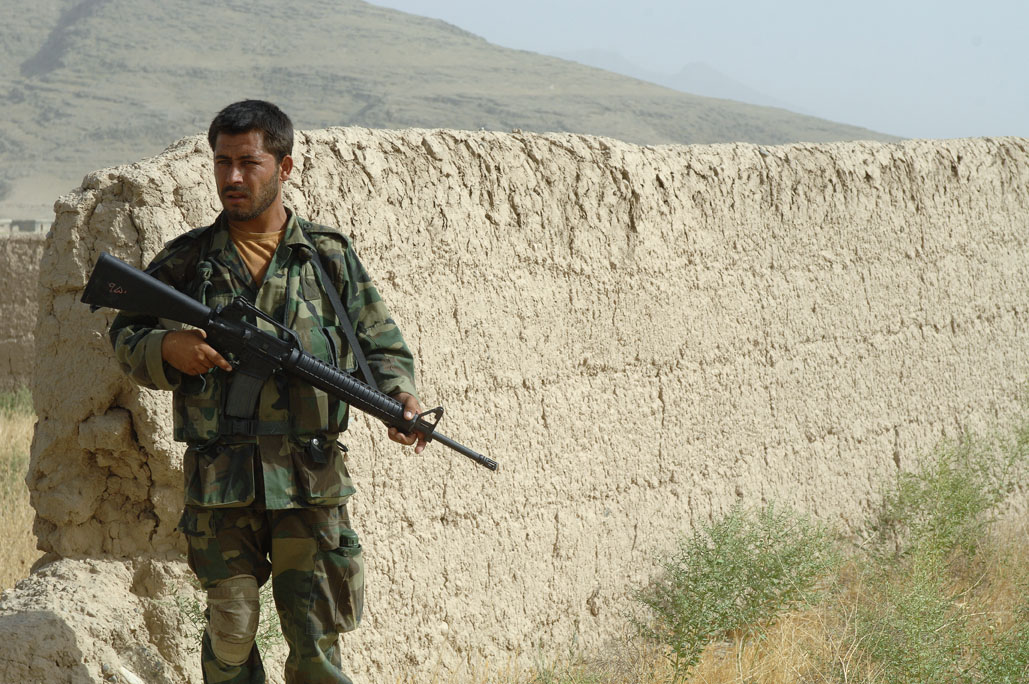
[{"left": 229, "top": 225, "right": 284, "bottom": 286}]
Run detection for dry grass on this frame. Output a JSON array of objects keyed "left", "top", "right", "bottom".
[
  {"left": 0, "top": 388, "right": 42, "bottom": 591},
  {"left": 434, "top": 535, "right": 1026, "bottom": 684},
  {"left": 541, "top": 527, "right": 1026, "bottom": 684},
  {"left": 425, "top": 526, "right": 1028, "bottom": 684}
]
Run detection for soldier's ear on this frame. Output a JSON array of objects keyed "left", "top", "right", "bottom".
[{"left": 278, "top": 155, "right": 294, "bottom": 182}]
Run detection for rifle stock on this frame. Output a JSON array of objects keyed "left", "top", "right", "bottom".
[
  {"left": 82, "top": 253, "right": 211, "bottom": 327},
  {"left": 82, "top": 252, "right": 498, "bottom": 472}
]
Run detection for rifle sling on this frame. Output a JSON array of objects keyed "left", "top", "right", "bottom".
[
  {"left": 220, "top": 227, "right": 378, "bottom": 435},
  {"left": 301, "top": 228, "right": 377, "bottom": 389}
]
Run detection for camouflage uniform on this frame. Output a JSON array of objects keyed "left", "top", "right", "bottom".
[{"left": 110, "top": 210, "right": 417, "bottom": 684}]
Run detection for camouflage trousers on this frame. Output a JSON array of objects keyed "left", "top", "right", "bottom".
[{"left": 179, "top": 504, "right": 364, "bottom": 684}]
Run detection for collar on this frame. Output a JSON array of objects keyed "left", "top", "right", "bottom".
[
  {"left": 281, "top": 208, "right": 317, "bottom": 254},
  {"left": 205, "top": 208, "right": 316, "bottom": 289}
]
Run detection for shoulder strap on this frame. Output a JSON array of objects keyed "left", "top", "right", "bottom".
[{"left": 300, "top": 226, "right": 377, "bottom": 389}]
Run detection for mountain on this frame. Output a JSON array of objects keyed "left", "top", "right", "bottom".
[
  {"left": 0, "top": 0, "right": 897, "bottom": 217},
  {"left": 552, "top": 50, "right": 794, "bottom": 111},
  {"left": 665, "top": 62, "right": 796, "bottom": 111}
]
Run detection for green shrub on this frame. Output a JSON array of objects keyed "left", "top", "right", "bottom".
[
  {"left": 870, "top": 433, "right": 1020, "bottom": 564},
  {"left": 855, "top": 560, "right": 974, "bottom": 684},
  {"left": 0, "top": 387, "right": 32, "bottom": 416},
  {"left": 851, "top": 426, "right": 1029, "bottom": 684},
  {"left": 633, "top": 504, "right": 838, "bottom": 682},
  {"left": 978, "top": 601, "right": 1029, "bottom": 683}
]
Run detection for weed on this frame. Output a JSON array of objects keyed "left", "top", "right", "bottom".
[
  {"left": 869, "top": 432, "right": 1022, "bottom": 564},
  {"left": 854, "top": 560, "right": 974, "bottom": 683},
  {"left": 633, "top": 504, "right": 838, "bottom": 683},
  {"left": 623, "top": 421, "right": 1028, "bottom": 684},
  {"left": 529, "top": 660, "right": 608, "bottom": 684},
  {"left": 0, "top": 386, "right": 31, "bottom": 415},
  {"left": 846, "top": 425, "right": 1029, "bottom": 684},
  {"left": 978, "top": 599, "right": 1029, "bottom": 683},
  {"left": 0, "top": 387, "right": 40, "bottom": 589}
]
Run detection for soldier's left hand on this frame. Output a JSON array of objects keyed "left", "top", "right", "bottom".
[{"left": 388, "top": 392, "right": 428, "bottom": 454}]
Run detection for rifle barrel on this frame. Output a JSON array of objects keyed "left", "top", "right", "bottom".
[{"left": 288, "top": 347, "right": 498, "bottom": 471}]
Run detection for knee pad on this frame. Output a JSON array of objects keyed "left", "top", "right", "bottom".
[{"left": 207, "top": 574, "right": 260, "bottom": 667}]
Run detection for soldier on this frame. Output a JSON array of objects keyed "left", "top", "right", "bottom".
[{"left": 109, "top": 99, "right": 424, "bottom": 683}]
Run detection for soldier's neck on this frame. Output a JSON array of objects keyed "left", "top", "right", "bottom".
[{"left": 227, "top": 202, "right": 289, "bottom": 235}]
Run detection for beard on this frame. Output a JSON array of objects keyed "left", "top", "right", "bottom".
[{"left": 221, "top": 177, "right": 279, "bottom": 222}]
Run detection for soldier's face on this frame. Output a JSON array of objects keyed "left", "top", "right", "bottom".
[{"left": 213, "top": 130, "right": 293, "bottom": 223}]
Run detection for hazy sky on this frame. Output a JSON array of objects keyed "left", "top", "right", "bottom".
[{"left": 370, "top": 0, "right": 1027, "bottom": 140}]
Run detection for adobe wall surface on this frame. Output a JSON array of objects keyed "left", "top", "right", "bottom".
[
  {"left": 0, "top": 233, "right": 45, "bottom": 392},
  {"left": 2, "top": 129, "right": 1028, "bottom": 682}
]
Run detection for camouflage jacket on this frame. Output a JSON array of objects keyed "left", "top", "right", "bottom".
[{"left": 109, "top": 210, "right": 418, "bottom": 509}]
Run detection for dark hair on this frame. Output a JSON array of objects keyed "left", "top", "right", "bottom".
[{"left": 207, "top": 100, "right": 294, "bottom": 161}]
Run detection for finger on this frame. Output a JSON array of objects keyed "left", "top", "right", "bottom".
[
  {"left": 201, "top": 345, "right": 234, "bottom": 372},
  {"left": 389, "top": 426, "right": 419, "bottom": 446},
  {"left": 388, "top": 426, "right": 410, "bottom": 445},
  {"left": 397, "top": 427, "right": 425, "bottom": 452},
  {"left": 401, "top": 394, "right": 421, "bottom": 417}
]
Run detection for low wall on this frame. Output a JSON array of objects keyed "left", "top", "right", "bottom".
[
  {"left": 0, "top": 233, "right": 45, "bottom": 392},
  {"left": 2, "top": 129, "right": 1028, "bottom": 682}
]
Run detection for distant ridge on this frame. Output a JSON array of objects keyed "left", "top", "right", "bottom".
[
  {"left": 0, "top": 0, "right": 896, "bottom": 216},
  {"left": 552, "top": 50, "right": 795, "bottom": 111}
]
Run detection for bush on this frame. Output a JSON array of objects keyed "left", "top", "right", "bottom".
[
  {"left": 855, "top": 560, "right": 973, "bottom": 683},
  {"left": 0, "top": 386, "right": 32, "bottom": 416},
  {"left": 850, "top": 428, "right": 1029, "bottom": 684},
  {"left": 870, "top": 432, "right": 1021, "bottom": 564},
  {"left": 633, "top": 504, "right": 838, "bottom": 682},
  {"left": 978, "top": 600, "right": 1029, "bottom": 683}
]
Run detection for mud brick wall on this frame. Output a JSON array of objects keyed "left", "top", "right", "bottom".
[{"left": 3, "top": 131, "right": 1028, "bottom": 683}]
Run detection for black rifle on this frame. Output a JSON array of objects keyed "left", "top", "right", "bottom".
[{"left": 81, "top": 252, "right": 498, "bottom": 472}]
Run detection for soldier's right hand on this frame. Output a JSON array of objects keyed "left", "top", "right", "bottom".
[{"left": 161, "top": 330, "right": 233, "bottom": 375}]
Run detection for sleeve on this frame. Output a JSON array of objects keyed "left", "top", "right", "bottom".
[
  {"left": 109, "top": 322, "right": 182, "bottom": 391},
  {"left": 332, "top": 241, "right": 419, "bottom": 400},
  {"left": 107, "top": 246, "right": 191, "bottom": 392}
]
